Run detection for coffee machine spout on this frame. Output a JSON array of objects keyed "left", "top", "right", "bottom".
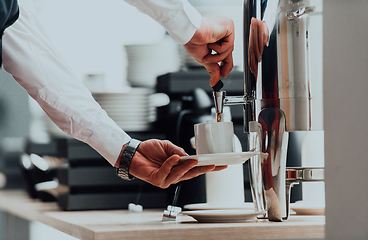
[
  {"left": 213, "top": 91, "right": 249, "bottom": 113},
  {"left": 212, "top": 91, "right": 225, "bottom": 115}
]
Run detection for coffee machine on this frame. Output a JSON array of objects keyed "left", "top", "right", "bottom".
[{"left": 213, "top": 0, "right": 324, "bottom": 221}]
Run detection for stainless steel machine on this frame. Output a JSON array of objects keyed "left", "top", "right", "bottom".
[{"left": 213, "top": 0, "right": 324, "bottom": 221}]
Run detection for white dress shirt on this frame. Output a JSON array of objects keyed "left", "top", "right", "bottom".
[
  {"left": 124, "top": 0, "right": 201, "bottom": 44},
  {"left": 2, "top": 0, "right": 201, "bottom": 166}
]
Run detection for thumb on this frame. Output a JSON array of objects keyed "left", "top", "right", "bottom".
[{"left": 204, "top": 62, "right": 221, "bottom": 87}]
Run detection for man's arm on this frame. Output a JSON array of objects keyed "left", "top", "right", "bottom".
[
  {"left": 124, "top": 0, "right": 235, "bottom": 86},
  {"left": 2, "top": 0, "right": 130, "bottom": 166}
]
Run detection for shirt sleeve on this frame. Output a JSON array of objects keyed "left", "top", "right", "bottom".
[
  {"left": 124, "top": 0, "right": 202, "bottom": 45},
  {"left": 2, "top": 0, "right": 131, "bottom": 166}
]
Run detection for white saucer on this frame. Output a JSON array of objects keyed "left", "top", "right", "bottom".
[
  {"left": 290, "top": 202, "right": 325, "bottom": 215},
  {"left": 179, "top": 151, "right": 259, "bottom": 167},
  {"left": 184, "top": 202, "right": 256, "bottom": 210},
  {"left": 181, "top": 209, "right": 265, "bottom": 223}
]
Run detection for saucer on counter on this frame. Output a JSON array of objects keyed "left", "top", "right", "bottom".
[
  {"left": 181, "top": 209, "right": 265, "bottom": 223},
  {"left": 290, "top": 201, "right": 325, "bottom": 215},
  {"left": 184, "top": 202, "right": 256, "bottom": 211}
]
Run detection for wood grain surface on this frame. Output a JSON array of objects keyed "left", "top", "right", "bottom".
[{"left": 0, "top": 190, "right": 325, "bottom": 240}]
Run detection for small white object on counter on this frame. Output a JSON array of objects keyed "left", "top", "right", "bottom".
[
  {"left": 162, "top": 205, "right": 182, "bottom": 221},
  {"left": 128, "top": 203, "right": 143, "bottom": 213}
]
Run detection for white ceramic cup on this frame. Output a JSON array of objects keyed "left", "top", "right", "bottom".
[
  {"left": 194, "top": 122, "right": 245, "bottom": 207},
  {"left": 194, "top": 122, "right": 235, "bottom": 155}
]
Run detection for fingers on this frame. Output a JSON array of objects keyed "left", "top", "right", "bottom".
[
  {"left": 252, "top": 22, "right": 262, "bottom": 63},
  {"left": 172, "top": 165, "right": 228, "bottom": 184},
  {"left": 163, "top": 159, "right": 199, "bottom": 186},
  {"left": 174, "top": 165, "right": 216, "bottom": 182},
  {"left": 204, "top": 37, "right": 234, "bottom": 82},
  {"left": 260, "top": 21, "right": 269, "bottom": 54},
  {"left": 203, "top": 62, "right": 221, "bottom": 87},
  {"left": 212, "top": 165, "right": 228, "bottom": 171},
  {"left": 183, "top": 16, "right": 235, "bottom": 87},
  {"left": 204, "top": 50, "right": 233, "bottom": 86},
  {"left": 258, "top": 24, "right": 265, "bottom": 56},
  {"left": 249, "top": 17, "right": 264, "bottom": 78},
  {"left": 161, "top": 140, "right": 187, "bottom": 157},
  {"left": 249, "top": 17, "right": 265, "bottom": 64},
  {"left": 154, "top": 155, "right": 181, "bottom": 182},
  {"left": 248, "top": 50, "right": 258, "bottom": 78},
  {"left": 206, "top": 32, "right": 234, "bottom": 60},
  {"left": 134, "top": 139, "right": 229, "bottom": 189},
  {"left": 203, "top": 46, "right": 233, "bottom": 65},
  {"left": 147, "top": 157, "right": 228, "bottom": 188},
  {"left": 153, "top": 159, "right": 198, "bottom": 188},
  {"left": 155, "top": 158, "right": 228, "bottom": 188},
  {"left": 220, "top": 53, "right": 233, "bottom": 78}
]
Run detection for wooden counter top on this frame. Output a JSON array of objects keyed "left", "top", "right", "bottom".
[{"left": 0, "top": 190, "right": 324, "bottom": 240}]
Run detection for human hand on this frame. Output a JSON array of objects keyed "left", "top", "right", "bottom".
[
  {"left": 248, "top": 17, "right": 269, "bottom": 78},
  {"left": 184, "top": 16, "right": 235, "bottom": 87},
  {"left": 125, "top": 139, "right": 227, "bottom": 188}
]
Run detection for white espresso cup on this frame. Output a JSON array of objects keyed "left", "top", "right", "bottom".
[
  {"left": 194, "top": 121, "right": 245, "bottom": 207},
  {"left": 194, "top": 122, "right": 235, "bottom": 155}
]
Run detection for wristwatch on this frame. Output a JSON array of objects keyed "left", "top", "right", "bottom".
[{"left": 116, "top": 138, "right": 141, "bottom": 180}]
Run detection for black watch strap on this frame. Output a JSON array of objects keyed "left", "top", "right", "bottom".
[{"left": 116, "top": 139, "right": 141, "bottom": 180}]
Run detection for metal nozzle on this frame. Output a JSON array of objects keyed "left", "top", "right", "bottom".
[
  {"left": 211, "top": 79, "right": 225, "bottom": 114},
  {"left": 212, "top": 90, "right": 226, "bottom": 114}
]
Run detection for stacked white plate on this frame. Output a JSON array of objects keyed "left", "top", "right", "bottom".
[
  {"left": 93, "top": 88, "right": 156, "bottom": 132},
  {"left": 182, "top": 6, "right": 244, "bottom": 71},
  {"left": 125, "top": 35, "right": 182, "bottom": 88}
]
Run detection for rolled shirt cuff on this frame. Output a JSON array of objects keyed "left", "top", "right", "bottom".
[
  {"left": 124, "top": 0, "right": 202, "bottom": 45},
  {"left": 161, "top": 0, "right": 202, "bottom": 44}
]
